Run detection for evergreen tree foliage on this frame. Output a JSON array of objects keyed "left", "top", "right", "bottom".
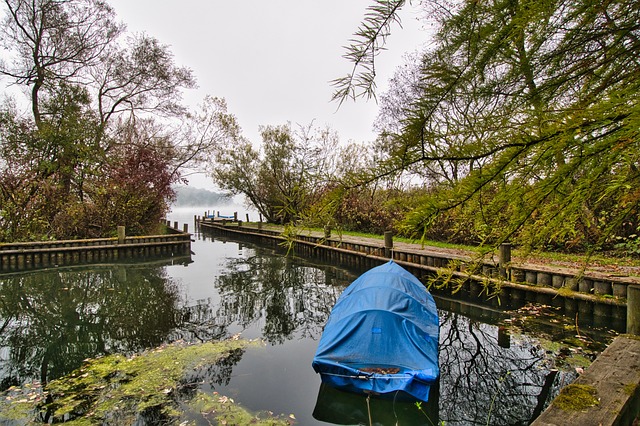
[{"left": 346, "top": 0, "right": 640, "bottom": 252}]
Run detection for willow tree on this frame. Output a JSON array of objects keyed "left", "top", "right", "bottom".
[
  {"left": 338, "top": 0, "right": 640, "bottom": 252},
  {"left": 211, "top": 123, "right": 343, "bottom": 225}
]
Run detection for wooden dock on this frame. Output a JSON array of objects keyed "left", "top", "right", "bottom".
[
  {"left": 195, "top": 220, "right": 636, "bottom": 306},
  {"left": 532, "top": 335, "right": 640, "bottom": 426},
  {"left": 0, "top": 223, "right": 191, "bottom": 272}
]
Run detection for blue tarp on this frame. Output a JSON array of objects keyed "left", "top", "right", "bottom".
[{"left": 312, "top": 260, "right": 440, "bottom": 401}]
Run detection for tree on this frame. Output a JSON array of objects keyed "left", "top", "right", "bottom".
[
  {"left": 0, "top": 0, "right": 233, "bottom": 240},
  {"left": 91, "top": 33, "right": 195, "bottom": 144},
  {"left": 340, "top": 0, "right": 640, "bottom": 252},
  {"left": 331, "top": 0, "right": 406, "bottom": 105},
  {"left": 0, "top": 107, "right": 50, "bottom": 241},
  {"left": 0, "top": 0, "right": 122, "bottom": 128},
  {"left": 211, "top": 122, "right": 343, "bottom": 224}
]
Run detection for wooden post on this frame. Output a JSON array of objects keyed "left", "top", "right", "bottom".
[
  {"left": 384, "top": 231, "right": 393, "bottom": 258},
  {"left": 499, "top": 242, "right": 511, "bottom": 279},
  {"left": 324, "top": 225, "right": 331, "bottom": 239},
  {"left": 628, "top": 285, "right": 640, "bottom": 335},
  {"left": 259, "top": 213, "right": 263, "bottom": 222},
  {"left": 234, "top": 212, "right": 238, "bottom": 222},
  {"left": 117, "top": 226, "right": 126, "bottom": 244},
  {"left": 498, "top": 326, "right": 511, "bottom": 348},
  {"left": 173, "top": 221, "right": 178, "bottom": 229},
  {"left": 246, "top": 213, "right": 250, "bottom": 223},
  {"left": 183, "top": 223, "right": 188, "bottom": 233}
]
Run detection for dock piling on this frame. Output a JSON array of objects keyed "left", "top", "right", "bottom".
[
  {"left": 499, "top": 243, "right": 511, "bottom": 279},
  {"left": 117, "top": 226, "right": 125, "bottom": 244},
  {"left": 384, "top": 231, "right": 393, "bottom": 258},
  {"left": 324, "top": 225, "right": 331, "bottom": 239},
  {"left": 628, "top": 285, "right": 640, "bottom": 335}
]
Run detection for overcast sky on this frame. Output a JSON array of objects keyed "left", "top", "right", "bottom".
[
  {"left": 107, "top": 1, "right": 428, "bottom": 164},
  {"left": 0, "top": 1, "right": 430, "bottom": 189}
]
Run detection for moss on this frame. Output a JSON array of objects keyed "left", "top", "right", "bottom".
[
  {"left": 537, "top": 338, "right": 563, "bottom": 353},
  {"left": 556, "top": 287, "right": 575, "bottom": 297},
  {"left": 553, "top": 384, "right": 600, "bottom": 411},
  {"left": 561, "top": 336, "right": 588, "bottom": 348},
  {"left": 623, "top": 382, "right": 638, "bottom": 396},
  {"left": 0, "top": 381, "right": 46, "bottom": 425},
  {"left": 0, "top": 339, "right": 284, "bottom": 425},
  {"left": 621, "top": 334, "right": 640, "bottom": 342},
  {"left": 186, "top": 391, "right": 290, "bottom": 425},
  {"left": 565, "top": 353, "right": 593, "bottom": 368}
]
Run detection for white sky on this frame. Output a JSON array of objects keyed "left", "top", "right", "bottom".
[
  {"left": 106, "top": 1, "right": 429, "bottom": 188},
  {"left": 0, "top": 1, "right": 430, "bottom": 189}
]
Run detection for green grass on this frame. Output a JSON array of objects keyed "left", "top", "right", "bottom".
[{"left": 242, "top": 222, "right": 640, "bottom": 271}]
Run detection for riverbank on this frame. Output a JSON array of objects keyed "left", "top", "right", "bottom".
[
  {"left": 257, "top": 223, "right": 640, "bottom": 280},
  {"left": 198, "top": 220, "right": 638, "bottom": 305}
]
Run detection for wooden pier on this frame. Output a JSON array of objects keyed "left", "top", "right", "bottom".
[
  {"left": 532, "top": 335, "right": 640, "bottom": 426},
  {"left": 0, "top": 223, "right": 192, "bottom": 273},
  {"left": 195, "top": 220, "right": 635, "bottom": 307}
]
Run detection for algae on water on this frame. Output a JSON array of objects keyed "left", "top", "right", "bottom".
[{"left": 0, "top": 338, "right": 292, "bottom": 425}]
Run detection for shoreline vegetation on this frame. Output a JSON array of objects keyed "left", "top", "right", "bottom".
[{"left": 251, "top": 223, "right": 640, "bottom": 279}]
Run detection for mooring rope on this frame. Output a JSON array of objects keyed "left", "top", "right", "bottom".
[{"left": 319, "top": 371, "right": 410, "bottom": 380}]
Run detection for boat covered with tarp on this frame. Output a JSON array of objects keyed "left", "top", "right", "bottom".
[{"left": 312, "top": 260, "right": 439, "bottom": 402}]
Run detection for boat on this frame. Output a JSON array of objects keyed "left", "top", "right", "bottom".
[{"left": 312, "top": 260, "right": 440, "bottom": 402}]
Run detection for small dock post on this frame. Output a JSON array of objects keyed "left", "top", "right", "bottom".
[
  {"left": 628, "top": 285, "right": 640, "bottom": 335},
  {"left": 499, "top": 242, "right": 511, "bottom": 279},
  {"left": 324, "top": 225, "right": 331, "bottom": 239},
  {"left": 384, "top": 231, "right": 393, "bottom": 258},
  {"left": 117, "top": 226, "right": 125, "bottom": 244}
]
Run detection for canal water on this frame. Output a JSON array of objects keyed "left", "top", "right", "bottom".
[{"left": 0, "top": 207, "right": 624, "bottom": 425}]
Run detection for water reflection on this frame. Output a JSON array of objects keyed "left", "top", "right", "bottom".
[
  {"left": 312, "top": 383, "right": 439, "bottom": 425},
  {"left": 438, "top": 310, "right": 575, "bottom": 425},
  {"left": 0, "top": 228, "right": 623, "bottom": 425},
  {"left": 214, "top": 255, "right": 345, "bottom": 344},
  {"left": 0, "top": 264, "right": 187, "bottom": 388}
]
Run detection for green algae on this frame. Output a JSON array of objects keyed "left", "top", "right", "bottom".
[
  {"left": 185, "top": 390, "right": 290, "bottom": 425},
  {"left": 553, "top": 384, "right": 600, "bottom": 411},
  {"left": 0, "top": 338, "right": 292, "bottom": 425}
]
